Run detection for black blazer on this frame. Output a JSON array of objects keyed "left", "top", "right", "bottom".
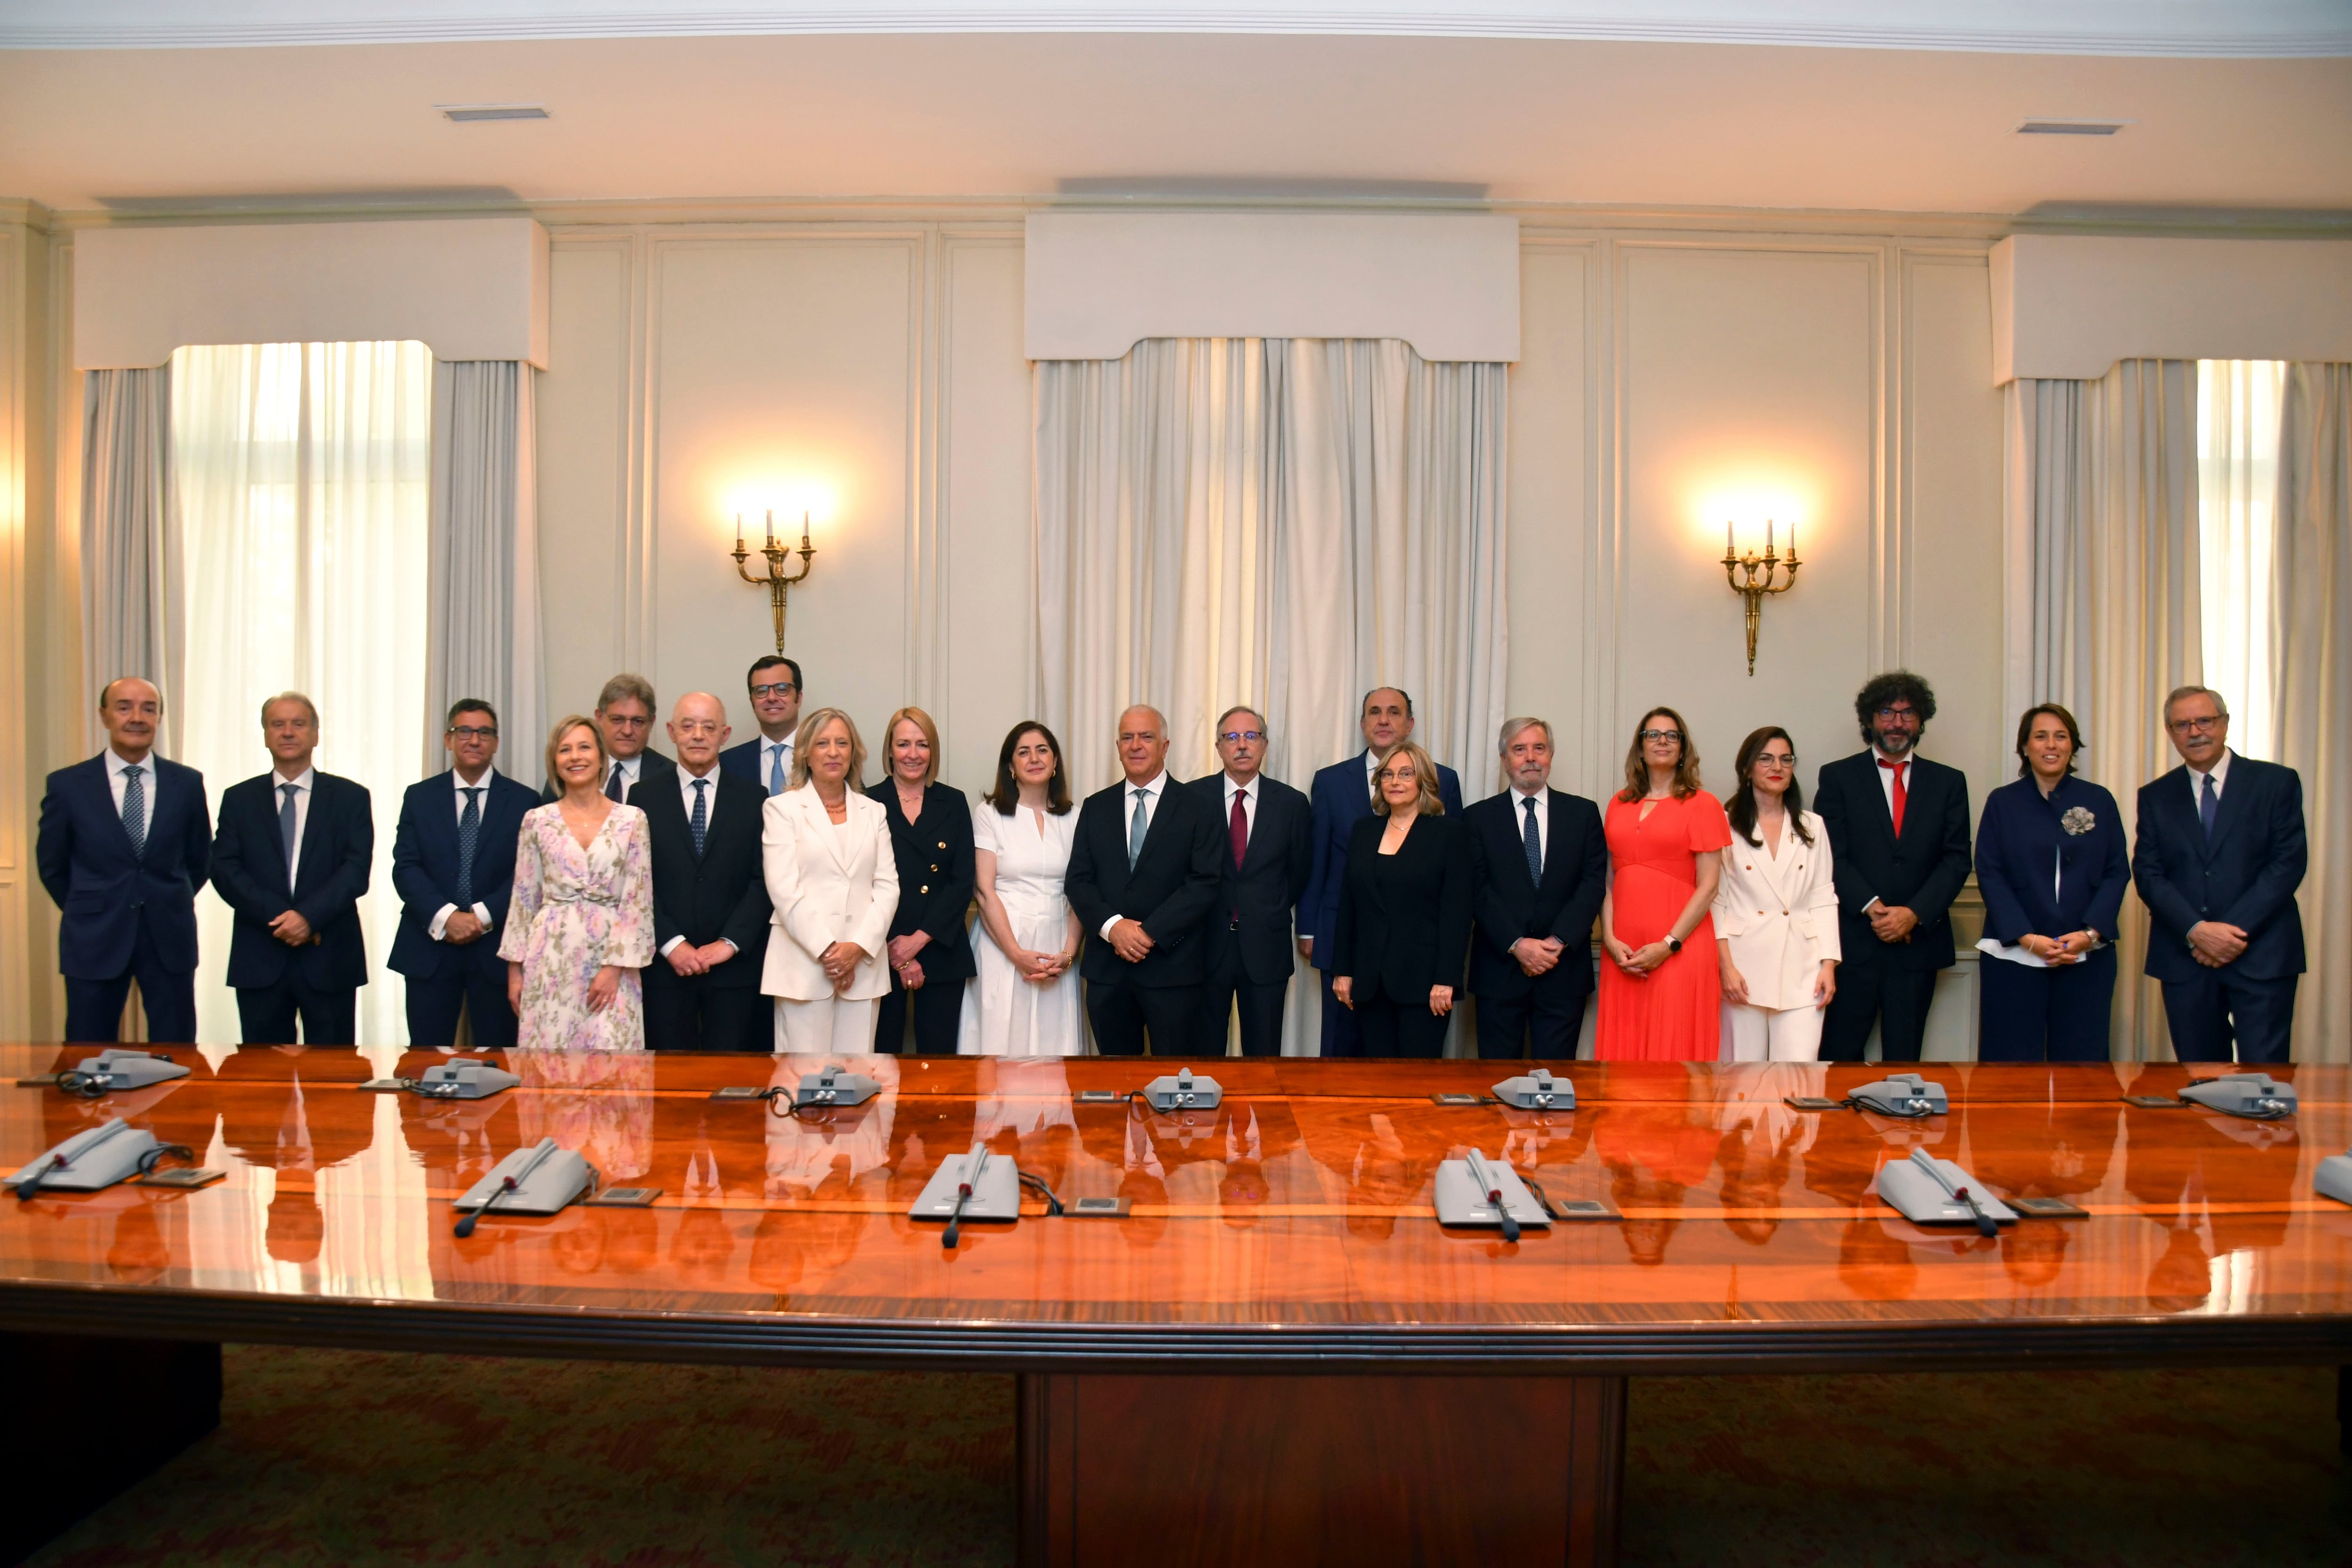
[
  {"left": 867, "top": 781, "right": 977, "bottom": 983},
  {"left": 542, "top": 748, "right": 674, "bottom": 804},
  {"left": 1330, "top": 812, "right": 1473, "bottom": 1005},
  {"left": 1065, "top": 775, "right": 1224, "bottom": 987},
  {"left": 36, "top": 753, "right": 212, "bottom": 980},
  {"left": 387, "top": 769, "right": 540, "bottom": 979},
  {"left": 2132, "top": 755, "right": 2307, "bottom": 984},
  {"left": 1814, "top": 750, "right": 1971, "bottom": 972},
  {"left": 631, "top": 768, "right": 773, "bottom": 990},
  {"left": 1187, "top": 772, "right": 1313, "bottom": 987},
  {"left": 1976, "top": 774, "right": 2129, "bottom": 947},
  {"left": 211, "top": 771, "right": 374, "bottom": 991},
  {"left": 1465, "top": 788, "right": 1607, "bottom": 1001}
]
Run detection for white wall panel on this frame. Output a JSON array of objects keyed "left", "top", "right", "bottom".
[{"left": 536, "top": 239, "right": 632, "bottom": 727}]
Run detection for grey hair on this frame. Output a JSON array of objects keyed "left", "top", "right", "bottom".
[
  {"left": 259, "top": 691, "right": 319, "bottom": 728},
  {"left": 1215, "top": 705, "right": 1267, "bottom": 736},
  {"left": 1117, "top": 704, "right": 1168, "bottom": 735},
  {"left": 1497, "top": 716, "right": 1553, "bottom": 754},
  {"left": 2162, "top": 684, "right": 2230, "bottom": 722}
]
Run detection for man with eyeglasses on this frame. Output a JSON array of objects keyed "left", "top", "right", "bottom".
[
  {"left": 544, "top": 674, "right": 675, "bottom": 803},
  {"left": 1300, "top": 687, "right": 1464, "bottom": 1056},
  {"left": 2131, "top": 685, "right": 2306, "bottom": 1064},
  {"left": 632, "top": 692, "right": 773, "bottom": 1051},
  {"left": 720, "top": 654, "right": 805, "bottom": 797},
  {"left": 1186, "top": 707, "right": 1313, "bottom": 1055},
  {"left": 1813, "top": 671, "right": 1973, "bottom": 1064},
  {"left": 389, "top": 699, "right": 540, "bottom": 1047},
  {"left": 1464, "top": 717, "right": 1607, "bottom": 1061}
]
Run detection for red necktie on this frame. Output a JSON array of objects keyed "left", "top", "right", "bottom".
[
  {"left": 1879, "top": 757, "right": 1907, "bottom": 838},
  {"left": 1228, "top": 788, "right": 1249, "bottom": 925}
]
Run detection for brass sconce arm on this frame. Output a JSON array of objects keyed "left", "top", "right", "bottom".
[
  {"left": 1721, "top": 525, "right": 1801, "bottom": 677},
  {"left": 731, "top": 509, "right": 817, "bottom": 655}
]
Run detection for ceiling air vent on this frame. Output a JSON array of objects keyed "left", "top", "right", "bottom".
[
  {"left": 2016, "top": 119, "right": 2128, "bottom": 136},
  {"left": 438, "top": 104, "right": 550, "bottom": 123}
]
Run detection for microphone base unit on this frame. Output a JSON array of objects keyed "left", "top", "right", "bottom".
[
  {"left": 1142, "top": 1070, "right": 1222, "bottom": 1113},
  {"left": 1846, "top": 1073, "right": 1950, "bottom": 1118},
  {"left": 2177, "top": 1072, "right": 2297, "bottom": 1121},
  {"left": 1433, "top": 1158, "right": 1551, "bottom": 1231},
  {"left": 1876, "top": 1155, "right": 2018, "bottom": 1227},
  {"left": 454, "top": 1145, "right": 597, "bottom": 1217},
  {"left": 375, "top": 1061, "right": 521, "bottom": 1100},
  {"left": 5, "top": 1118, "right": 168, "bottom": 1194},
  {"left": 1491, "top": 1070, "right": 1574, "bottom": 1111},
  {"left": 910, "top": 1151, "right": 1022, "bottom": 1224},
  {"left": 794, "top": 1068, "right": 880, "bottom": 1108},
  {"left": 2314, "top": 1152, "right": 2352, "bottom": 1207},
  {"left": 58, "top": 1049, "right": 192, "bottom": 1096}
]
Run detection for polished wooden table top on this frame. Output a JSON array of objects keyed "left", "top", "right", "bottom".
[{"left": 3, "top": 1046, "right": 2348, "bottom": 1371}]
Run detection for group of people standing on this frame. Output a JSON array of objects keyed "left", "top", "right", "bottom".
[{"left": 38, "top": 660, "right": 2307, "bottom": 1067}]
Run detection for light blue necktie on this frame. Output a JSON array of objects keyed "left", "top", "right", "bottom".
[
  {"left": 122, "top": 764, "right": 147, "bottom": 858},
  {"left": 1128, "top": 787, "right": 1150, "bottom": 869},
  {"left": 2200, "top": 771, "right": 2219, "bottom": 840},
  {"left": 768, "top": 744, "right": 786, "bottom": 797},
  {"left": 1522, "top": 795, "right": 1544, "bottom": 884},
  {"left": 690, "top": 778, "right": 709, "bottom": 858},
  {"left": 279, "top": 783, "right": 301, "bottom": 883}
]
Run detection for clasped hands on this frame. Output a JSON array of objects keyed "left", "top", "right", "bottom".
[
  {"left": 1603, "top": 935, "right": 1673, "bottom": 977},
  {"left": 1105, "top": 917, "right": 1156, "bottom": 964},
  {"left": 2016, "top": 930, "right": 2100, "bottom": 966},
  {"left": 1511, "top": 935, "right": 1566, "bottom": 978},
  {"left": 665, "top": 939, "right": 738, "bottom": 978},
  {"left": 818, "top": 941, "right": 869, "bottom": 989},
  {"left": 1867, "top": 903, "right": 1919, "bottom": 944},
  {"left": 887, "top": 931, "right": 932, "bottom": 990},
  {"left": 2187, "top": 919, "right": 2249, "bottom": 968},
  {"left": 443, "top": 909, "right": 486, "bottom": 946},
  {"left": 267, "top": 909, "right": 314, "bottom": 947}
]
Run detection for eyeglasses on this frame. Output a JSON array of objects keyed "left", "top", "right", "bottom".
[
  {"left": 750, "top": 682, "right": 798, "bottom": 698},
  {"left": 1218, "top": 730, "right": 1267, "bottom": 745},
  {"left": 1639, "top": 729, "right": 1682, "bottom": 745},
  {"left": 2169, "top": 715, "right": 2225, "bottom": 734},
  {"left": 448, "top": 725, "right": 498, "bottom": 740},
  {"left": 604, "top": 715, "right": 651, "bottom": 730},
  {"left": 1874, "top": 706, "right": 1920, "bottom": 723},
  {"left": 1753, "top": 753, "right": 1797, "bottom": 768}
]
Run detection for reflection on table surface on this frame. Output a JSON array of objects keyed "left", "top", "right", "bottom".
[{"left": 3, "top": 1046, "right": 2348, "bottom": 1329}]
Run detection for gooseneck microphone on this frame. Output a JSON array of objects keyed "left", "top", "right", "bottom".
[
  {"left": 944, "top": 1143, "right": 988, "bottom": 1250},
  {"left": 455, "top": 1137, "right": 560, "bottom": 1238},
  {"left": 13, "top": 1149, "right": 67, "bottom": 1202},
  {"left": 1466, "top": 1149, "right": 1519, "bottom": 1243}
]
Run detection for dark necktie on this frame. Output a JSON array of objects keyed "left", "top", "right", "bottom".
[
  {"left": 123, "top": 764, "right": 147, "bottom": 858},
  {"left": 1522, "top": 795, "right": 1543, "bottom": 884},
  {"left": 606, "top": 762, "right": 626, "bottom": 803},
  {"left": 1879, "top": 757, "right": 1907, "bottom": 837},
  {"left": 2200, "top": 772, "right": 2219, "bottom": 840},
  {"left": 279, "top": 782, "right": 300, "bottom": 883},
  {"left": 690, "top": 778, "right": 709, "bottom": 858},
  {"left": 1228, "top": 787, "right": 1249, "bottom": 925},
  {"left": 456, "top": 787, "right": 482, "bottom": 906}
]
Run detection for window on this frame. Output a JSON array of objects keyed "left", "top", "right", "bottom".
[{"left": 2195, "top": 359, "right": 2283, "bottom": 761}]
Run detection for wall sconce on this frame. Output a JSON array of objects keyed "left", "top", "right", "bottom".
[
  {"left": 1722, "top": 520, "right": 1800, "bottom": 677},
  {"left": 732, "top": 509, "right": 817, "bottom": 654}
]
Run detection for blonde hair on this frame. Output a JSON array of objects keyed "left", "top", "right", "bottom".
[
  {"left": 544, "top": 714, "right": 608, "bottom": 793},
  {"left": 789, "top": 708, "right": 866, "bottom": 789},
  {"left": 881, "top": 707, "right": 941, "bottom": 787},
  {"left": 1372, "top": 740, "right": 1445, "bottom": 818}
]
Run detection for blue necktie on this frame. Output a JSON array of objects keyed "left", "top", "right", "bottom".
[
  {"left": 279, "top": 783, "right": 301, "bottom": 883},
  {"left": 2200, "top": 772, "right": 2219, "bottom": 840},
  {"left": 122, "top": 764, "right": 147, "bottom": 858},
  {"left": 690, "top": 778, "right": 709, "bottom": 858},
  {"left": 768, "top": 744, "right": 786, "bottom": 797},
  {"left": 1128, "top": 788, "right": 1150, "bottom": 870},
  {"left": 605, "top": 762, "right": 626, "bottom": 803},
  {"left": 456, "top": 787, "right": 482, "bottom": 906},
  {"left": 1522, "top": 795, "right": 1543, "bottom": 884}
]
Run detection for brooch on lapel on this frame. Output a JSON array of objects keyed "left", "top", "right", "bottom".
[{"left": 2061, "top": 806, "right": 2097, "bottom": 836}]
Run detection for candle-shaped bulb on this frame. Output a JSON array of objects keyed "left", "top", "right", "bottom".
[
  {"left": 1725, "top": 521, "right": 1733, "bottom": 555},
  {"left": 735, "top": 513, "right": 744, "bottom": 549},
  {"left": 1766, "top": 518, "right": 1773, "bottom": 554},
  {"left": 1790, "top": 521, "right": 1798, "bottom": 558},
  {"left": 801, "top": 509, "right": 812, "bottom": 549},
  {"left": 765, "top": 509, "right": 776, "bottom": 547}
]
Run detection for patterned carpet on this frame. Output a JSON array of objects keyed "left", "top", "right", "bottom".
[{"left": 23, "top": 1350, "right": 2348, "bottom": 1567}]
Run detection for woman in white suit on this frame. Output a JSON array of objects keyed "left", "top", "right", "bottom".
[
  {"left": 762, "top": 708, "right": 900, "bottom": 1054},
  {"left": 1712, "top": 726, "right": 1840, "bottom": 1062}
]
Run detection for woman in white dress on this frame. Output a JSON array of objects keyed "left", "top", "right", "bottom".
[
  {"left": 1712, "top": 726, "right": 1840, "bottom": 1062},
  {"left": 960, "top": 722, "right": 1086, "bottom": 1056}
]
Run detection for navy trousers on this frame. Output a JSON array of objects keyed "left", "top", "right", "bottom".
[
  {"left": 1977, "top": 946, "right": 2115, "bottom": 1063},
  {"left": 2160, "top": 967, "right": 2298, "bottom": 1065},
  {"left": 63, "top": 914, "right": 196, "bottom": 1044}
]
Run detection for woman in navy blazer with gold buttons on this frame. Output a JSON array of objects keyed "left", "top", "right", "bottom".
[{"left": 1974, "top": 704, "right": 2130, "bottom": 1062}]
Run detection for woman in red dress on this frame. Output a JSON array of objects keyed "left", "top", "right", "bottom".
[{"left": 1597, "top": 707, "right": 1731, "bottom": 1061}]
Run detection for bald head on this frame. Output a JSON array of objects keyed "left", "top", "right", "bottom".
[
  {"left": 668, "top": 691, "right": 731, "bottom": 774},
  {"left": 99, "top": 677, "right": 161, "bottom": 763},
  {"left": 1116, "top": 705, "right": 1170, "bottom": 786}
]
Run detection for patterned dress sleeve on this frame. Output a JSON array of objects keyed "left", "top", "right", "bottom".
[
  {"left": 496, "top": 813, "right": 543, "bottom": 963},
  {"left": 606, "top": 807, "right": 656, "bottom": 968}
]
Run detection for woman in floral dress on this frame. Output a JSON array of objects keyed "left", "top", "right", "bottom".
[{"left": 500, "top": 716, "right": 656, "bottom": 1051}]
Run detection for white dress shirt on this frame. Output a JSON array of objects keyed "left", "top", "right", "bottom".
[
  {"left": 1100, "top": 770, "right": 1170, "bottom": 939},
  {"left": 105, "top": 747, "right": 154, "bottom": 842},
  {"left": 759, "top": 734, "right": 796, "bottom": 792},
  {"left": 429, "top": 765, "right": 500, "bottom": 941},
  {"left": 1509, "top": 785, "right": 1551, "bottom": 872},
  {"left": 1221, "top": 773, "right": 1259, "bottom": 843},
  {"left": 2188, "top": 747, "right": 2233, "bottom": 803},
  {"left": 661, "top": 765, "right": 737, "bottom": 960},
  {"left": 270, "top": 766, "right": 317, "bottom": 885},
  {"left": 606, "top": 753, "right": 649, "bottom": 797}
]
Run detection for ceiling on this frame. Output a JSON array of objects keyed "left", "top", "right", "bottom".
[{"left": 1, "top": 16, "right": 2348, "bottom": 218}]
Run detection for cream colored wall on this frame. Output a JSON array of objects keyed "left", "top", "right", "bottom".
[{"left": 0, "top": 205, "right": 46, "bottom": 1041}]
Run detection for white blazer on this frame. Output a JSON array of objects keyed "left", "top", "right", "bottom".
[
  {"left": 760, "top": 784, "right": 901, "bottom": 1002},
  {"left": 1711, "top": 809, "right": 1842, "bottom": 1012}
]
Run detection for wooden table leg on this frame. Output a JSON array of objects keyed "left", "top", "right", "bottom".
[
  {"left": 1018, "top": 1370, "right": 1623, "bottom": 1568},
  {"left": 0, "top": 1333, "right": 222, "bottom": 1564}
]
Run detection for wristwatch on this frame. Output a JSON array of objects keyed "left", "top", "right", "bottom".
[{"left": 1665, "top": 936, "right": 1684, "bottom": 955}]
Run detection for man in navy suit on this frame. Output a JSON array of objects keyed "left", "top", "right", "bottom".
[
  {"left": 1188, "top": 707, "right": 1313, "bottom": 1056},
  {"left": 2132, "top": 685, "right": 2307, "bottom": 1064},
  {"left": 632, "top": 692, "right": 774, "bottom": 1052},
  {"left": 36, "top": 677, "right": 212, "bottom": 1042},
  {"left": 210, "top": 692, "right": 374, "bottom": 1044},
  {"left": 1299, "top": 687, "right": 1464, "bottom": 1057},
  {"left": 542, "top": 673, "right": 675, "bottom": 804},
  {"left": 389, "top": 699, "right": 539, "bottom": 1048},
  {"left": 718, "top": 653, "right": 803, "bottom": 798},
  {"left": 1465, "top": 717, "right": 1607, "bottom": 1060}
]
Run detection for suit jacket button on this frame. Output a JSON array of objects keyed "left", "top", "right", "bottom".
[
  {"left": 921, "top": 885, "right": 930, "bottom": 894},
  {"left": 937, "top": 841, "right": 946, "bottom": 849}
]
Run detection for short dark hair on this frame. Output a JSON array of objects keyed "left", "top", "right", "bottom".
[
  {"left": 1854, "top": 670, "right": 1937, "bottom": 746},
  {"left": 2014, "top": 703, "right": 2086, "bottom": 777},
  {"left": 1361, "top": 686, "right": 1414, "bottom": 718},
  {"left": 445, "top": 698, "right": 499, "bottom": 731},
  {"left": 747, "top": 655, "right": 803, "bottom": 695}
]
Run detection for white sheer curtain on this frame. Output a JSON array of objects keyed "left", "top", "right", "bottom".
[
  {"left": 172, "top": 342, "right": 433, "bottom": 1050},
  {"left": 2196, "top": 360, "right": 2284, "bottom": 763},
  {"left": 1035, "top": 336, "right": 1509, "bottom": 1054}
]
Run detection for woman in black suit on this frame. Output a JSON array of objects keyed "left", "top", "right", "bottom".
[
  {"left": 1330, "top": 740, "right": 1473, "bottom": 1058},
  {"left": 869, "top": 707, "right": 977, "bottom": 1054}
]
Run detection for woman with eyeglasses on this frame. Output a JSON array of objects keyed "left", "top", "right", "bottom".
[
  {"left": 1972, "top": 703, "right": 2128, "bottom": 1061},
  {"left": 1330, "top": 740, "right": 1473, "bottom": 1057},
  {"left": 1596, "top": 708, "right": 1730, "bottom": 1061},
  {"left": 1713, "top": 727, "right": 1839, "bottom": 1061}
]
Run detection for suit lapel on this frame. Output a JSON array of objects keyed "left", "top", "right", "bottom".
[
  {"left": 95, "top": 758, "right": 143, "bottom": 862},
  {"left": 810, "top": 790, "right": 850, "bottom": 872},
  {"left": 2200, "top": 762, "right": 2251, "bottom": 861},
  {"left": 291, "top": 776, "right": 330, "bottom": 896}
]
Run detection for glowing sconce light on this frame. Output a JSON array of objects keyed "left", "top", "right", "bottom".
[{"left": 1721, "top": 517, "right": 1801, "bottom": 677}]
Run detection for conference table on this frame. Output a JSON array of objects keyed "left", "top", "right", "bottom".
[{"left": 2, "top": 1044, "right": 2348, "bottom": 1566}]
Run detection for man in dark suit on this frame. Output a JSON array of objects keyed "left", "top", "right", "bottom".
[
  {"left": 631, "top": 692, "right": 774, "bottom": 1051},
  {"left": 719, "top": 654, "right": 803, "bottom": 799},
  {"left": 1814, "top": 670, "right": 1973, "bottom": 1063},
  {"left": 1188, "top": 706, "right": 1312, "bottom": 1056},
  {"left": 209, "top": 692, "right": 374, "bottom": 1045},
  {"left": 1300, "top": 686, "right": 1465, "bottom": 1057},
  {"left": 544, "top": 673, "right": 675, "bottom": 803},
  {"left": 1065, "top": 704, "right": 1224, "bottom": 1056},
  {"left": 1465, "top": 716, "right": 1607, "bottom": 1060},
  {"left": 389, "top": 699, "right": 539, "bottom": 1048},
  {"left": 2132, "top": 685, "right": 2306, "bottom": 1064},
  {"left": 36, "top": 677, "right": 213, "bottom": 1043}
]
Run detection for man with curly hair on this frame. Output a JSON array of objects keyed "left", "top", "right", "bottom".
[{"left": 1812, "top": 671, "right": 1974, "bottom": 1062}]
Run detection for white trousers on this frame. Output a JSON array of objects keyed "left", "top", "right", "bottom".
[
  {"left": 1724, "top": 1001, "right": 1825, "bottom": 1063},
  {"left": 772, "top": 995, "right": 879, "bottom": 1055}
]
